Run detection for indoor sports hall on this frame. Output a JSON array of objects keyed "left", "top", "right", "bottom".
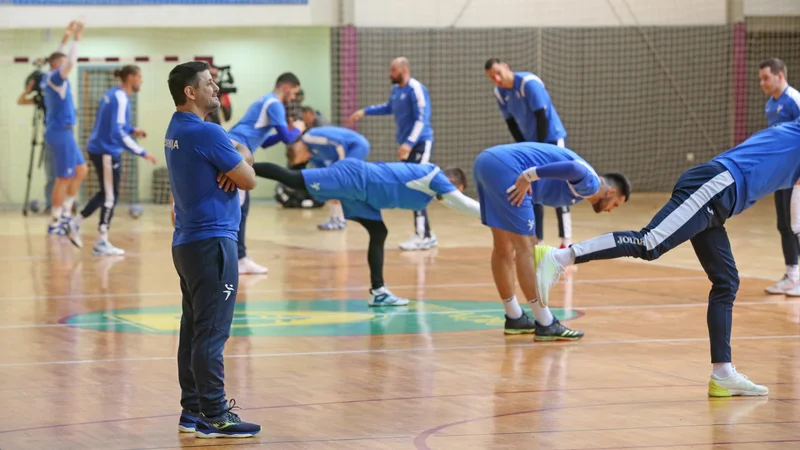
[{"left": 0, "top": 0, "right": 798, "bottom": 448}]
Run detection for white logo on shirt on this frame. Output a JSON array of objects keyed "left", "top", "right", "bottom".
[
  {"left": 777, "top": 105, "right": 784, "bottom": 114},
  {"left": 400, "top": 93, "right": 406, "bottom": 100},
  {"left": 310, "top": 182, "right": 321, "bottom": 191},
  {"left": 528, "top": 219, "right": 535, "bottom": 231},
  {"left": 164, "top": 139, "right": 179, "bottom": 150}
]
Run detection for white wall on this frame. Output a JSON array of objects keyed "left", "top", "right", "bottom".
[
  {"left": 0, "top": 0, "right": 337, "bottom": 29},
  {"left": 352, "top": 0, "right": 730, "bottom": 27},
  {"left": 744, "top": 0, "right": 800, "bottom": 16}
]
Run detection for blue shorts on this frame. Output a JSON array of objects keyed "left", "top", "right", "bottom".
[
  {"left": 473, "top": 150, "right": 536, "bottom": 235},
  {"left": 302, "top": 159, "right": 381, "bottom": 221},
  {"left": 347, "top": 142, "right": 370, "bottom": 161},
  {"left": 46, "top": 127, "right": 85, "bottom": 178}
]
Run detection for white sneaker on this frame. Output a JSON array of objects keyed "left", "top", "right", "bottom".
[
  {"left": 399, "top": 234, "right": 438, "bottom": 251},
  {"left": 708, "top": 369, "right": 768, "bottom": 397},
  {"left": 765, "top": 275, "right": 798, "bottom": 294},
  {"left": 786, "top": 283, "right": 800, "bottom": 297},
  {"left": 368, "top": 287, "right": 409, "bottom": 306},
  {"left": 62, "top": 219, "right": 83, "bottom": 249},
  {"left": 239, "top": 257, "right": 268, "bottom": 275},
  {"left": 92, "top": 240, "right": 125, "bottom": 256}
]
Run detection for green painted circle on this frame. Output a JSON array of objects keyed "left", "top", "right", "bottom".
[{"left": 62, "top": 300, "right": 582, "bottom": 337}]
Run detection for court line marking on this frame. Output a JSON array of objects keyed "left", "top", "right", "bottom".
[
  {"left": 413, "top": 397, "right": 799, "bottom": 449},
  {"left": 3, "top": 297, "right": 798, "bottom": 330},
  {"left": 0, "top": 334, "right": 797, "bottom": 368},
  {"left": 0, "top": 276, "right": 720, "bottom": 302}
]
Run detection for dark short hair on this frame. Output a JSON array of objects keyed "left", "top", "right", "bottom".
[
  {"left": 760, "top": 58, "right": 787, "bottom": 77},
  {"left": 48, "top": 52, "right": 66, "bottom": 63},
  {"left": 301, "top": 106, "right": 315, "bottom": 114},
  {"left": 275, "top": 72, "right": 300, "bottom": 88},
  {"left": 168, "top": 61, "right": 209, "bottom": 106},
  {"left": 114, "top": 65, "right": 140, "bottom": 81},
  {"left": 603, "top": 172, "right": 631, "bottom": 202},
  {"left": 484, "top": 58, "right": 503, "bottom": 70},
  {"left": 443, "top": 167, "right": 468, "bottom": 190}
]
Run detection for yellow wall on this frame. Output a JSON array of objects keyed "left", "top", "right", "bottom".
[{"left": 0, "top": 26, "right": 331, "bottom": 205}]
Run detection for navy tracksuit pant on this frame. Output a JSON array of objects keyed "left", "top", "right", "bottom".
[
  {"left": 570, "top": 161, "right": 738, "bottom": 363},
  {"left": 173, "top": 237, "right": 239, "bottom": 417}
]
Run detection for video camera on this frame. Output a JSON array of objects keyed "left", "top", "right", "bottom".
[
  {"left": 215, "top": 65, "right": 237, "bottom": 96},
  {"left": 23, "top": 58, "right": 47, "bottom": 111}
]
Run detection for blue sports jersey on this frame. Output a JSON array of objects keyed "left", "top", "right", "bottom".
[
  {"left": 302, "top": 126, "right": 370, "bottom": 167},
  {"left": 302, "top": 159, "right": 455, "bottom": 218},
  {"left": 715, "top": 120, "right": 800, "bottom": 216},
  {"left": 364, "top": 78, "right": 433, "bottom": 146},
  {"left": 766, "top": 85, "right": 800, "bottom": 126},
  {"left": 165, "top": 112, "right": 243, "bottom": 246},
  {"left": 484, "top": 142, "right": 599, "bottom": 207},
  {"left": 87, "top": 87, "right": 147, "bottom": 157},
  {"left": 227, "top": 93, "right": 288, "bottom": 151},
  {"left": 494, "top": 72, "right": 566, "bottom": 143},
  {"left": 43, "top": 69, "right": 76, "bottom": 128}
]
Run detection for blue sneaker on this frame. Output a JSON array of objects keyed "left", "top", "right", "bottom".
[
  {"left": 178, "top": 410, "right": 199, "bottom": 433},
  {"left": 195, "top": 399, "right": 261, "bottom": 439},
  {"left": 47, "top": 222, "right": 66, "bottom": 236}
]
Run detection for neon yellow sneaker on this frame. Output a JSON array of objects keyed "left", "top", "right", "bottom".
[
  {"left": 534, "top": 245, "right": 563, "bottom": 307},
  {"left": 708, "top": 370, "right": 768, "bottom": 397}
]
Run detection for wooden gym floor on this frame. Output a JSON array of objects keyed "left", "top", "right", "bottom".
[{"left": 0, "top": 193, "right": 798, "bottom": 450}]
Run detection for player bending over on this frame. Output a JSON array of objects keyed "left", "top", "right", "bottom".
[
  {"left": 250, "top": 158, "right": 478, "bottom": 306},
  {"left": 289, "top": 125, "right": 371, "bottom": 230},
  {"left": 474, "top": 142, "right": 629, "bottom": 339},
  {"left": 536, "top": 121, "right": 800, "bottom": 396}
]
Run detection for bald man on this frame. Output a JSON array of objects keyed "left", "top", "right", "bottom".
[{"left": 349, "top": 57, "right": 436, "bottom": 251}]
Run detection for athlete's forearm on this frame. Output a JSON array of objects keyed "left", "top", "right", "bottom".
[
  {"left": 522, "top": 161, "right": 588, "bottom": 183},
  {"left": 440, "top": 191, "right": 481, "bottom": 218}
]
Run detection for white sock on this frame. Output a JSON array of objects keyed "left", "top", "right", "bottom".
[
  {"left": 62, "top": 196, "right": 75, "bottom": 218},
  {"left": 51, "top": 206, "right": 63, "bottom": 222},
  {"left": 555, "top": 248, "right": 575, "bottom": 267},
  {"left": 712, "top": 362, "right": 734, "bottom": 379},
  {"left": 502, "top": 296, "right": 523, "bottom": 319},
  {"left": 330, "top": 203, "right": 344, "bottom": 221},
  {"left": 787, "top": 265, "right": 799, "bottom": 283},
  {"left": 529, "top": 300, "right": 555, "bottom": 326}
]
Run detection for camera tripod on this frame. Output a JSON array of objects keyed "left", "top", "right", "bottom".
[{"left": 22, "top": 105, "right": 46, "bottom": 216}]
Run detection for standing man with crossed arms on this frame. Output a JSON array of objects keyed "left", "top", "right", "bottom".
[
  {"left": 485, "top": 58, "right": 572, "bottom": 249},
  {"left": 349, "top": 57, "right": 436, "bottom": 251}
]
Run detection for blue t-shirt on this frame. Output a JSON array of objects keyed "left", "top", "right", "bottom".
[
  {"left": 484, "top": 142, "right": 600, "bottom": 207},
  {"left": 715, "top": 120, "right": 800, "bottom": 216},
  {"left": 165, "top": 111, "right": 244, "bottom": 246},
  {"left": 494, "top": 72, "right": 566, "bottom": 143},
  {"left": 87, "top": 87, "right": 147, "bottom": 157},
  {"left": 227, "top": 93, "right": 288, "bottom": 151},
  {"left": 43, "top": 69, "right": 76, "bottom": 128},
  {"left": 302, "top": 159, "right": 455, "bottom": 212},
  {"left": 364, "top": 78, "right": 434, "bottom": 146},
  {"left": 766, "top": 85, "right": 800, "bottom": 126}
]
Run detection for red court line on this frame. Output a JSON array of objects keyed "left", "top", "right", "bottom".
[{"left": 413, "top": 398, "right": 791, "bottom": 450}]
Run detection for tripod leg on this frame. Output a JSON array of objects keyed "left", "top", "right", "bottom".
[{"left": 23, "top": 108, "right": 41, "bottom": 216}]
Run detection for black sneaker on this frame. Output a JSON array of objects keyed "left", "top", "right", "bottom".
[
  {"left": 504, "top": 312, "right": 537, "bottom": 335},
  {"left": 534, "top": 318, "right": 584, "bottom": 341},
  {"left": 195, "top": 399, "right": 261, "bottom": 439}
]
